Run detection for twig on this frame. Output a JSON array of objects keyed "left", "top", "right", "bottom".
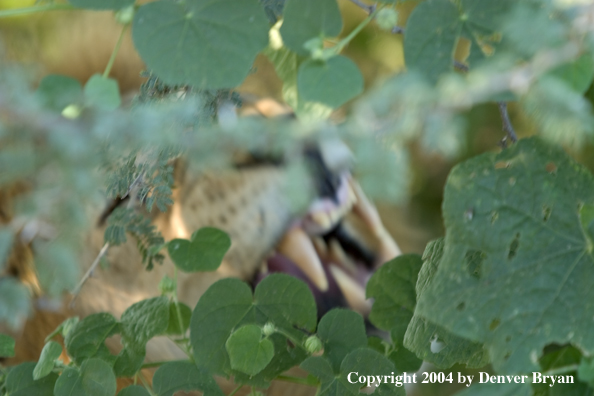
[
  {"left": 69, "top": 242, "right": 110, "bottom": 308},
  {"left": 498, "top": 102, "right": 517, "bottom": 144},
  {"left": 453, "top": 60, "right": 469, "bottom": 72},
  {"left": 348, "top": 0, "right": 375, "bottom": 14},
  {"left": 542, "top": 364, "right": 579, "bottom": 377},
  {"left": 391, "top": 26, "right": 405, "bottom": 34}
]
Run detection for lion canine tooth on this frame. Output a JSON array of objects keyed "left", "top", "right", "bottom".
[
  {"left": 329, "top": 265, "right": 371, "bottom": 315},
  {"left": 328, "top": 239, "right": 357, "bottom": 275},
  {"left": 311, "top": 237, "right": 328, "bottom": 259},
  {"left": 278, "top": 227, "right": 329, "bottom": 291}
]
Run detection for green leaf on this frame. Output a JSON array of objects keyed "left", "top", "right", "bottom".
[
  {"left": 132, "top": 0, "right": 269, "bottom": 89},
  {"left": 404, "top": 239, "right": 489, "bottom": 369},
  {"left": 113, "top": 345, "right": 145, "bottom": 377},
  {"left": 0, "top": 278, "right": 31, "bottom": 331},
  {"left": 317, "top": 309, "right": 367, "bottom": 373},
  {"left": 404, "top": 0, "right": 461, "bottom": 83},
  {"left": 226, "top": 324, "right": 274, "bottom": 376},
  {"left": 415, "top": 137, "right": 594, "bottom": 374},
  {"left": 280, "top": 0, "right": 342, "bottom": 55},
  {"left": 297, "top": 56, "right": 364, "bottom": 108},
  {"left": 167, "top": 227, "right": 231, "bottom": 272},
  {"left": 36, "top": 74, "right": 83, "bottom": 112},
  {"left": 84, "top": 74, "right": 121, "bottom": 111},
  {"left": 5, "top": 362, "right": 58, "bottom": 396},
  {"left": 455, "top": 382, "right": 531, "bottom": 396},
  {"left": 118, "top": 385, "right": 151, "bottom": 396},
  {"left": 152, "top": 361, "right": 224, "bottom": 396},
  {"left": 549, "top": 54, "right": 594, "bottom": 94},
  {"left": 301, "top": 348, "right": 404, "bottom": 396},
  {"left": 33, "top": 341, "right": 63, "bottom": 380},
  {"left": 68, "top": 0, "right": 135, "bottom": 10},
  {"left": 65, "top": 312, "right": 119, "bottom": 364},
  {"left": 191, "top": 274, "right": 316, "bottom": 377},
  {"left": 0, "top": 333, "right": 15, "bottom": 357},
  {"left": 54, "top": 358, "right": 117, "bottom": 396},
  {"left": 263, "top": 45, "right": 332, "bottom": 120},
  {"left": 579, "top": 357, "right": 594, "bottom": 387},
  {"left": 0, "top": 227, "right": 12, "bottom": 273},
  {"left": 120, "top": 296, "right": 169, "bottom": 348},
  {"left": 366, "top": 254, "right": 423, "bottom": 343},
  {"left": 35, "top": 242, "right": 80, "bottom": 297},
  {"left": 165, "top": 301, "right": 192, "bottom": 335}
]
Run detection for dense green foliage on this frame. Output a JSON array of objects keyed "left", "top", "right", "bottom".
[{"left": 2, "top": 0, "right": 594, "bottom": 395}]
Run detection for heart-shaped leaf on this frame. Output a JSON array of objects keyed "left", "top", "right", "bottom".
[
  {"left": 167, "top": 227, "right": 231, "bottom": 272},
  {"left": 226, "top": 324, "right": 274, "bottom": 376}
]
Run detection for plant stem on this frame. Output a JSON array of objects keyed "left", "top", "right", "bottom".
[
  {"left": 542, "top": 364, "right": 579, "bottom": 377},
  {"left": 498, "top": 102, "right": 518, "bottom": 144},
  {"left": 276, "top": 374, "right": 319, "bottom": 386},
  {"left": 141, "top": 361, "right": 173, "bottom": 369},
  {"left": 0, "top": 3, "right": 74, "bottom": 18},
  {"left": 103, "top": 24, "right": 128, "bottom": 79},
  {"left": 138, "top": 371, "right": 158, "bottom": 396},
  {"left": 228, "top": 384, "right": 243, "bottom": 396},
  {"left": 334, "top": 7, "right": 380, "bottom": 54}
]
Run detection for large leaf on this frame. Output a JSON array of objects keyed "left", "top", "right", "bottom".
[
  {"left": 152, "top": 361, "right": 224, "bottom": 396},
  {"left": 415, "top": 137, "right": 594, "bottom": 373},
  {"left": 54, "top": 358, "right": 117, "bottom": 396},
  {"left": 279, "top": 0, "right": 342, "bottom": 55},
  {"left": 68, "top": 0, "right": 134, "bottom": 10},
  {"left": 316, "top": 309, "right": 367, "bottom": 373},
  {"left": 132, "top": 0, "right": 269, "bottom": 89},
  {"left": 263, "top": 45, "right": 332, "bottom": 120},
  {"left": 0, "top": 278, "right": 31, "bottom": 331},
  {"left": 301, "top": 348, "right": 404, "bottom": 396},
  {"left": 65, "top": 312, "right": 119, "bottom": 365},
  {"left": 367, "top": 254, "right": 422, "bottom": 343},
  {"left": 190, "top": 274, "right": 316, "bottom": 381},
  {"left": 120, "top": 296, "right": 169, "bottom": 348},
  {"left": 297, "top": 56, "right": 364, "bottom": 108},
  {"left": 5, "top": 362, "right": 58, "bottom": 396},
  {"left": 404, "top": 239, "right": 489, "bottom": 369},
  {"left": 0, "top": 333, "right": 15, "bottom": 357}
]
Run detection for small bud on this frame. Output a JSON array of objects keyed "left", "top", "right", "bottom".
[
  {"left": 262, "top": 322, "right": 276, "bottom": 337},
  {"left": 115, "top": 5, "right": 135, "bottom": 26},
  {"left": 158, "top": 275, "right": 176, "bottom": 295},
  {"left": 61, "top": 104, "right": 81, "bottom": 119},
  {"left": 305, "top": 335, "right": 323, "bottom": 354},
  {"left": 303, "top": 37, "right": 325, "bottom": 60},
  {"left": 375, "top": 8, "right": 399, "bottom": 31}
]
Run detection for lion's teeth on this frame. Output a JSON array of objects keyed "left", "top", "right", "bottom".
[
  {"left": 328, "top": 239, "right": 357, "bottom": 275},
  {"left": 277, "top": 227, "right": 329, "bottom": 291},
  {"left": 329, "top": 265, "right": 371, "bottom": 315}
]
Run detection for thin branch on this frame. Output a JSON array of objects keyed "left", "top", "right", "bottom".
[
  {"left": 498, "top": 102, "right": 518, "bottom": 144},
  {"left": 453, "top": 60, "right": 469, "bottom": 72},
  {"left": 391, "top": 26, "right": 405, "bottom": 34},
  {"left": 69, "top": 242, "right": 110, "bottom": 308},
  {"left": 348, "top": 0, "right": 375, "bottom": 14},
  {"left": 542, "top": 364, "right": 579, "bottom": 377}
]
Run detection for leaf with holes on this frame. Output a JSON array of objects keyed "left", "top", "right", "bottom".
[
  {"left": 279, "top": 0, "right": 342, "bottom": 55},
  {"left": 168, "top": 227, "right": 231, "bottom": 272},
  {"left": 415, "top": 137, "right": 594, "bottom": 373},
  {"left": 132, "top": 0, "right": 269, "bottom": 89},
  {"left": 404, "top": 239, "right": 489, "bottom": 369}
]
